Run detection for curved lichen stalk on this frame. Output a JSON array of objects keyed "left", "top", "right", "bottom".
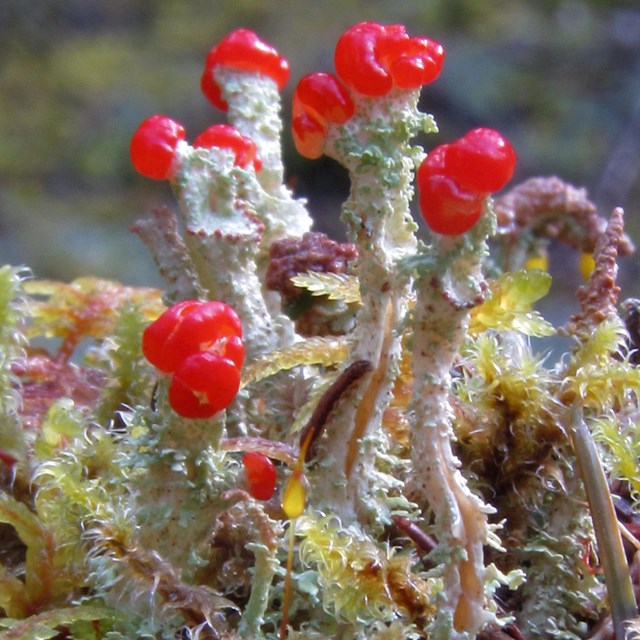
[
  {"left": 284, "top": 22, "right": 449, "bottom": 528},
  {"left": 409, "top": 211, "right": 498, "bottom": 638},
  {"left": 200, "top": 29, "right": 312, "bottom": 246},
  {"left": 309, "top": 88, "right": 430, "bottom": 523}
]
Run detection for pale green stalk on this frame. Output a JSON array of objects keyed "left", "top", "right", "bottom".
[
  {"left": 309, "top": 89, "right": 426, "bottom": 524},
  {"left": 410, "top": 213, "right": 497, "bottom": 639}
]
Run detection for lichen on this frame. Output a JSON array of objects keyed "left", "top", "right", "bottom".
[{"left": 1, "top": 22, "right": 639, "bottom": 640}]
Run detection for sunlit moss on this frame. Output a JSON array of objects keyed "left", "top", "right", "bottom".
[
  {"left": 468, "top": 270, "right": 554, "bottom": 337},
  {"left": 593, "top": 414, "right": 640, "bottom": 511},
  {"left": 563, "top": 317, "right": 640, "bottom": 412},
  {"left": 456, "top": 333, "right": 562, "bottom": 513},
  {"left": 296, "top": 514, "right": 434, "bottom": 627}
]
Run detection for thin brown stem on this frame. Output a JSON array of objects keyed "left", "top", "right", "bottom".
[{"left": 570, "top": 403, "right": 637, "bottom": 638}]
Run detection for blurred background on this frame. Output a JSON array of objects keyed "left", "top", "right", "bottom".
[{"left": 1, "top": 0, "right": 639, "bottom": 324}]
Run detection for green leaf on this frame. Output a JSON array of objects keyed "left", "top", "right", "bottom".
[{"left": 469, "top": 270, "right": 555, "bottom": 337}]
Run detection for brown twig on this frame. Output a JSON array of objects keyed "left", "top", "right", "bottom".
[
  {"left": 562, "top": 207, "right": 625, "bottom": 337},
  {"left": 301, "top": 359, "right": 373, "bottom": 462}
]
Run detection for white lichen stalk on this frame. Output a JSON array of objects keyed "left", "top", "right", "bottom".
[
  {"left": 217, "top": 68, "right": 313, "bottom": 243},
  {"left": 127, "top": 394, "right": 230, "bottom": 581},
  {"left": 410, "top": 212, "right": 497, "bottom": 638},
  {"left": 216, "top": 68, "right": 314, "bottom": 330},
  {"left": 173, "top": 144, "right": 284, "bottom": 358},
  {"left": 310, "top": 90, "right": 426, "bottom": 524},
  {"left": 119, "top": 137, "right": 289, "bottom": 601}
]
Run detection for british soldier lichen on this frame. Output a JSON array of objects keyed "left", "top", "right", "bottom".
[{"left": 1, "top": 21, "right": 639, "bottom": 640}]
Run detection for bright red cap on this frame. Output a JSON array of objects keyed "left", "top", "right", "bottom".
[
  {"left": 334, "top": 22, "right": 444, "bottom": 96},
  {"left": 193, "top": 124, "right": 262, "bottom": 172},
  {"left": 201, "top": 29, "right": 290, "bottom": 110},
  {"left": 130, "top": 115, "right": 185, "bottom": 180}
]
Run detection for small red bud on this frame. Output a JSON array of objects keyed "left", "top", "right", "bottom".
[
  {"left": 130, "top": 115, "right": 185, "bottom": 180},
  {"left": 193, "top": 124, "right": 262, "bottom": 172},
  {"left": 242, "top": 452, "right": 277, "bottom": 500}
]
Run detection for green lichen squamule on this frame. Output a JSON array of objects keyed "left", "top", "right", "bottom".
[{"left": 1, "top": 25, "right": 639, "bottom": 640}]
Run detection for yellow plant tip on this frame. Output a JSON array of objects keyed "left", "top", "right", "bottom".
[
  {"left": 579, "top": 251, "right": 596, "bottom": 281},
  {"left": 469, "top": 270, "right": 554, "bottom": 337},
  {"left": 524, "top": 253, "right": 548, "bottom": 272},
  {"left": 592, "top": 416, "right": 640, "bottom": 506},
  {"left": 282, "top": 470, "right": 306, "bottom": 519},
  {"left": 562, "top": 316, "right": 640, "bottom": 411},
  {"left": 571, "top": 316, "right": 628, "bottom": 364}
]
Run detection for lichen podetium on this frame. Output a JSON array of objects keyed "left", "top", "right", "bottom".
[{"left": 1, "top": 21, "right": 639, "bottom": 640}]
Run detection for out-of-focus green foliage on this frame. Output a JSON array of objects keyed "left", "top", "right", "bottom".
[{"left": 1, "top": 1, "right": 639, "bottom": 289}]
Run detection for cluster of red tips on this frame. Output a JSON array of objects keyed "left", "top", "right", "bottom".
[
  {"left": 242, "top": 451, "right": 277, "bottom": 500},
  {"left": 334, "top": 22, "right": 444, "bottom": 97},
  {"left": 194, "top": 124, "right": 262, "bottom": 172},
  {"left": 292, "top": 72, "right": 354, "bottom": 159},
  {"left": 292, "top": 22, "right": 445, "bottom": 159},
  {"left": 130, "top": 117, "right": 262, "bottom": 180},
  {"left": 417, "top": 127, "right": 517, "bottom": 235},
  {"left": 201, "top": 29, "right": 290, "bottom": 111},
  {"left": 130, "top": 115, "right": 186, "bottom": 180},
  {"left": 143, "top": 300, "right": 244, "bottom": 418}
]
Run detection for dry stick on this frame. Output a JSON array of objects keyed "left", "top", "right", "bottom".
[
  {"left": 570, "top": 403, "right": 638, "bottom": 638},
  {"left": 392, "top": 515, "right": 437, "bottom": 570},
  {"left": 301, "top": 359, "right": 373, "bottom": 463}
]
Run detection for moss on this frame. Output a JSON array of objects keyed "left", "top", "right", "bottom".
[{"left": 2, "top": 19, "right": 639, "bottom": 640}]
